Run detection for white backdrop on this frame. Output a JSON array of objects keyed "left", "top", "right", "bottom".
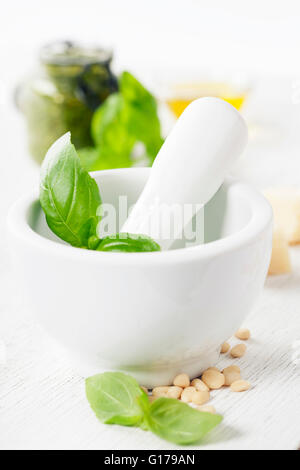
[
  {"left": 2, "top": 0, "right": 300, "bottom": 77},
  {"left": 1, "top": 0, "right": 300, "bottom": 450}
]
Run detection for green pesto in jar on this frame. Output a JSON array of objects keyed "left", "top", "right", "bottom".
[{"left": 17, "top": 41, "right": 118, "bottom": 164}]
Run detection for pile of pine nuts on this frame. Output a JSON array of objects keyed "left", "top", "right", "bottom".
[{"left": 145, "top": 328, "right": 252, "bottom": 415}]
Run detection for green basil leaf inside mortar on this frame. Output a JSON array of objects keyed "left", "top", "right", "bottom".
[
  {"left": 142, "top": 397, "right": 223, "bottom": 445},
  {"left": 40, "top": 132, "right": 101, "bottom": 248},
  {"left": 96, "top": 233, "right": 161, "bottom": 253},
  {"left": 85, "top": 372, "right": 149, "bottom": 426}
]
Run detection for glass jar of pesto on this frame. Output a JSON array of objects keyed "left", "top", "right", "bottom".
[{"left": 17, "top": 41, "right": 118, "bottom": 164}]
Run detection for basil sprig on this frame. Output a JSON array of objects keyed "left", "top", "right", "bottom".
[
  {"left": 96, "top": 233, "right": 161, "bottom": 253},
  {"left": 40, "top": 132, "right": 101, "bottom": 248},
  {"left": 86, "top": 372, "right": 222, "bottom": 445},
  {"left": 142, "top": 397, "right": 222, "bottom": 445},
  {"left": 40, "top": 133, "right": 160, "bottom": 253},
  {"left": 86, "top": 372, "right": 149, "bottom": 426},
  {"left": 79, "top": 71, "right": 164, "bottom": 171}
]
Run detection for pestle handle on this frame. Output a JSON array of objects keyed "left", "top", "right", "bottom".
[{"left": 122, "top": 97, "right": 248, "bottom": 250}]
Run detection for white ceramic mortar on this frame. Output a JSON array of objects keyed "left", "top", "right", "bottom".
[{"left": 7, "top": 168, "right": 272, "bottom": 387}]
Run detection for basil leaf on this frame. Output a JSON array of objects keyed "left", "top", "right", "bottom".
[
  {"left": 85, "top": 372, "right": 149, "bottom": 426},
  {"left": 87, "top": 235, "right": 102, "bottom": 250},
  {"left": 91, "top": 94, "right": 135, "bottom": 169},
  {"left": 143, "top": 398, "right": 223, "bottom": 445},
  {"left": 40, "top": 132, "right": 101, "bottom": 247},
  {"left": 77, "top": 146, "right": 101, "bottom": 172},
  {"left": 96, "top": 233, "right": 161, "bottom": 253},
  {"left": 120, "top": 72, "right": 164, "bottom": 163},
  {"left": 90, "top": 72, "right": 163, "bottom": 169}
]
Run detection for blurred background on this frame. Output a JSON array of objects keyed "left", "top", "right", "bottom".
[{"left": 1, "top": 0, "right": 300, "bottom": 259}]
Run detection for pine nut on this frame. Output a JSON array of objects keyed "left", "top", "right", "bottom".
[
  {"left": 191, "top": 378, "right": 209, "bottom": 392},
  {"left": 230, "top": 343, "right": 247, "bottom": 358},
  {"left": 181, "top": 386, "right": 196, "bottom": 403},
  {"left": 152, "top": 385, "right": 183, "bottom": 399},
  {"left": 173, "top": 373, "right": 190, "bottom": 388},
  {"left": 221, "top": 342, "right": 230, "bottom": 354},
  {"left": 201, "top": 369, "right": 225, "bottom": 390},
  {"left": 230, "top": 380, "right": 251, "bottom": 392},
  {"left": 224, "top": 364, "right": 240, "bottom": 374},
  {"left": 223, "top": 366, "right": 241, "bottom": 386},
  {"left": 152, "top": 386, "right": 170, "bottom": 397},
  {"left": 197, "top": 405, "right": 216, "bottom": 414},
  {"left": 141, "top": 386, "right": 148, "bottom": 394},
  {"left": 191, "top": 390, "right": 210, "bottom": 405},
  {"left": 235, "top": 328, "right": 251, "bottom": 341},
  {"left": 167, "top": 386, "right": 183, "bottom": 399}
]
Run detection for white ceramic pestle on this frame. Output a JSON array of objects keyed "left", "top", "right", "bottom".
[{"left": 122, "top": 97, "right": 248, "bottom": 250}]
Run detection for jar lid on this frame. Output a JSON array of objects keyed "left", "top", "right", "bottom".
[{"left": 40, "top": 41, "right": 113, "bottom": 67}]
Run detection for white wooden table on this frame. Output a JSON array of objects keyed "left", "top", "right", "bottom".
[{"left": 1, "top": 79, "right": 300, "bottom": 450}]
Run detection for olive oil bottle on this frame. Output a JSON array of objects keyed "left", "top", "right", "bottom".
[{"left": 166, "top": 82, "right": 247, "bottom": 117}]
